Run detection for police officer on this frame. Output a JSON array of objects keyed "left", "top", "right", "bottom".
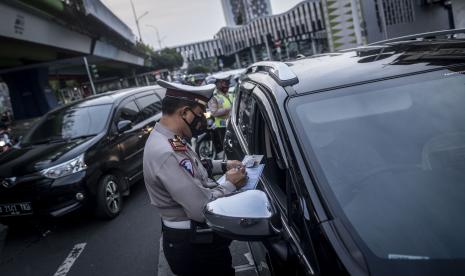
[
  {"left": 208, "top": 75, "right": 234, "bottom": 150},
  {"left": 143, "top": 80, "right": 247, "bottom": 276}
]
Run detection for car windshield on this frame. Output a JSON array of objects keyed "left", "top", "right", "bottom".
[
  {"left": 23, "top": 104, "right": 112, "bottom": 145},
  {"left": 288, "top": 69, "right": 465, "bottom": 273}
]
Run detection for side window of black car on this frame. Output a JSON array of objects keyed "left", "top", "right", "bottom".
[
  {"left": 252, "top": 106, "right": 288, "bottom": 205},
  {"left": 135, "top": 94, "right": 162, "bottom": 121},
  {"left": 236, "top": 87, "right": 256, "bottom": 145},
  {"left": 115, "top": 101, "right": 140, "bottom": 128},
  {"left": 251, "top": 89, "right": 317, "bottom": 268}
]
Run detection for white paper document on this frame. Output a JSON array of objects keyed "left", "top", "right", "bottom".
[{"left": 217, "top": 155, "right": 265, "bottom": 191}]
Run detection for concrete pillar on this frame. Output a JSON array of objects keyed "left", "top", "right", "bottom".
[
  {"left": 264, "top": 35, "right": 272, "bottom": 61},
  {"left": 350, "top": 0, "right": 363, "bottom": 46},
  {"left": 452, "top": 0, "right": 465, "bottom": 29},
  {"left": 133, "top": 70, "right": 139, "bottom": 87},
  {"left": 235, "top": 53, "right": 241, "bottom": 69},
  {"left": 250, "top": 46, "right": 257, "bottom": 63},
  {"left": 2, "top": 68, "right": 58, "bottom": 120},
  {"left": 310, "top": 34, "right": 317, "bottom": 55}
]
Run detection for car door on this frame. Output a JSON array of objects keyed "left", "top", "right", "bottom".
[
  {"left": 110, "top": 97, "right": 144, "bottom": 180},
  {"left": 245, "top": 86, "right": 318, "bottom": 276}
]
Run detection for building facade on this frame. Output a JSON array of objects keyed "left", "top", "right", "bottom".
[
  {"left": 175, "top": 39, "right": 224, "bottom": 64},
  {"left": 222, "top": 0, "right": 272, "bottom": 26},
  {"left": 361, "top": 0, "right": 450, "bottom": 44},
  {"left": 174, "top": 0, "right": 453, "bottom": 69}
]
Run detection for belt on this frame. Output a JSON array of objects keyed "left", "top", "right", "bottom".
[{"left": 162, "top": 219, "right": 191, "bottom": 230}]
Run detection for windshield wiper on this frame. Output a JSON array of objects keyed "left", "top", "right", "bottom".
[
  {"left": 66, "top": 134, "right": 96, "bottom": 141},
  {"left": 27, "top": 136, "right": 65, "bottom": 145}
]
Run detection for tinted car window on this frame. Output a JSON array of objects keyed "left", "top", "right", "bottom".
[
  {"left": 288, "top": 70, "right": 465, "bottom": 273},
  {"left": 117, "top": 101, "right": 140, "bottom": 124},
  {"left": 236, "top": 87, "right": 256, "bottom": 145},
  {"left": 23, "top": 104, "right": 112, "bottom": 144},
  {"left": 136, "top": 94, "right": 162, "bottom": 120}
]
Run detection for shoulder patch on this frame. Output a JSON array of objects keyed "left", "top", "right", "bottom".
[
  {"left": 169, "top": 138, "right": 187, "bottom": 151},
  {"left": 179, "top": 158, "right": 194, "bottom": 177}
]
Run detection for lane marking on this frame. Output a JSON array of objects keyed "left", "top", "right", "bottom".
[
  {"left": 234, "top": 263, "right": 256, "bottom": 272},
  {"left": 234, "top": 252, "right": 256, "bottom": 273},
  {"left": 53, "top": 243, "right": 87, "bottom": 276},
  {"left": 244, "top": 252, "right": 254, "bottom": 265}
]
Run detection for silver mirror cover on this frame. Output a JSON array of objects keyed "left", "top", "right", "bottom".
[
  {"left": 205, "top": 190, "right": 272, "bottom": 218},
  {"left": 203, "top": 190, "right": 279, "bottom": 240}
]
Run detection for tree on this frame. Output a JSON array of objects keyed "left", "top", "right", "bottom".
[
  {"left": 187, "top": 64, "right": 210, "bottom": 74},
  {"left": 152, "top": 48, "right": 183, "bottom": 70}
]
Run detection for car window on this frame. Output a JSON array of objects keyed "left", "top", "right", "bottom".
[
  {"left": 135, "top": 94, "right": 162, "bottom": 121},
  {"left": 115, "top": 100, "right": 140, "bottom": 126},
  {"left": 250, "top": 89, "right": 317, "bottom": 268},
  {"left": 288, "top": 70, "right": 465, "bottom": 269},
  {"left": 23, "top": 104, "right": 112, "bottom": 144},
  {"left": 252, "top": 104, "right": 287, "bottom": 206},
  {"left": 236, "top": 85, "right": 256, "bottom": 145}
]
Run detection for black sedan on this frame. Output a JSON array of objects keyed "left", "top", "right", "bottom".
[{"left": 0, "top": 86, "right": 164, "bottom": 219}]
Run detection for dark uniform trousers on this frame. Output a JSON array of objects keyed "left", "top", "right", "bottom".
[{"left": 162, "top": 223, "right": 235, "bottom": 276}]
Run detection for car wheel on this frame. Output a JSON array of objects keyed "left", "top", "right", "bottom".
[
  {"left": 197, "top": 139, "right": 216, "bottom": 159},
  {"left": 96, "top": 174, "right": 123, "bottom": 219}
]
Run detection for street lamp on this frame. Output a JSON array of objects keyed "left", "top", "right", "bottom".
[
  {"left": 146, "top": 24, "right": 166, "bottom": 50},
  {"left": 130, "top": 0, "right": 149, "bottom": 42}
]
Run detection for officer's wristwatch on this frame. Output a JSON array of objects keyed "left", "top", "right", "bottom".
[{"left": 221, "top": 161, "right": 228, "bottom": 173}]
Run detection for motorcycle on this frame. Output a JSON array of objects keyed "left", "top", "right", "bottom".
[
  {"left": 0, "top": 131, "right": 13, "bottom": 153},
  {"left": 194, "top": 112, "right": 220, "bottom": 160}
]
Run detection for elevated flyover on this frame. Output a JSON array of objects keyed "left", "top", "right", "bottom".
[{"left": 0, "top": 0, "right": 147, "bottom": 119}]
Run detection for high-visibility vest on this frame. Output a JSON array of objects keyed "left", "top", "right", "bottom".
[{"left": 214, "top": 92, "right": 234, "bottom": 128}]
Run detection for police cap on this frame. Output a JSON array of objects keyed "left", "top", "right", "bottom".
[{"left": 157, "top": 79, "right": 215, "bottom": 108}]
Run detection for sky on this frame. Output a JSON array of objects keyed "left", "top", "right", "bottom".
[{"left": 102, "top": 0, "right": 304, "bottom": 49}]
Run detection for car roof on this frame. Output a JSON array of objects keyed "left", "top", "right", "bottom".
[
  {"left": 212, "top": 69, "right": 246, "bottom": 79},
  {"left": 286, "top": 40, "right": 465, "bottom": 94},
  {"left": 64, "top": 85, "right": 165, "bottom": 108}
]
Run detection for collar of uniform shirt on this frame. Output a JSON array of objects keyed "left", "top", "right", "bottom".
[{"left": 154, "top": 123, "right": 177, "bottom": 138}]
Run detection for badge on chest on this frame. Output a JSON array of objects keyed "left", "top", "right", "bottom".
[{"left": 168, "top": 135, "right": 187, "bottom": 152}]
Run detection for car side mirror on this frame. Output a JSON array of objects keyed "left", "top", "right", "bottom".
[
  {"left": 117, "top": 120, "right": 132, "bottom": 133},
  {"left": 204, "top": 190, "right": 281, "bottom": 241}
]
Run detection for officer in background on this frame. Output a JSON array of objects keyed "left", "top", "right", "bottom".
[
  {"left": 208, "top": 75, "right": 234, "bottom": 151},
  {"left": 143, "top": 80, "right": 247, "bottom": 276}
]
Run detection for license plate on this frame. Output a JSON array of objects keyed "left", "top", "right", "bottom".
[{"left": 0, "top": 202, "right": 33, "bottom": 217}]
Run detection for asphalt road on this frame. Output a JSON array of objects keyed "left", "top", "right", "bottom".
[{"left": 0, "top": 181, "right": 257, "bottom": 276}]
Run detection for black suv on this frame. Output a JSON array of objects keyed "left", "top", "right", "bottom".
[
  {"left": 0, "top": 86, "right": 164, "bottom": 219},
  {"left": 204, "top": 31, "right": 465, "bottom": 275}
]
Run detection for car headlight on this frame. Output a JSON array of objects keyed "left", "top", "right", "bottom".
[
  {"left": 0, "top": 140, "right": 5, "bottom": 147},
  {"left": 41, "top": 154, "right": 87, "bottom": 179}
]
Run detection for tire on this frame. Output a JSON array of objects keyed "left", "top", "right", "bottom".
[
  {"left": 95, "top": 174, "right": 123, "bottom": 219},
  {"left": 196, "top": 138, "right": 216, "bottom": 159}
]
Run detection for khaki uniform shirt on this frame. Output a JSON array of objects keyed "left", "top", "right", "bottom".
[{"left": 143, "top": 123, "right": 236, "bottom": 222}]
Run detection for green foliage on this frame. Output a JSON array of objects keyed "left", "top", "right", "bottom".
[
  {"left": 151, "top": 48, "right": 183, "bottom": 70},
  {"left": 186, "top": 58, "right": 217, "bottom": 74},
  {"left": 136, "top": 41, "right": 156, "bottom": 55},
  {"left": 187, "top": 64, "right": 210, "bottom": 74}
]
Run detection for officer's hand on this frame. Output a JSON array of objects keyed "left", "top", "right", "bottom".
[
  {"left": 226, "top": 166, "right": 247, "bottom": 189},
  {"left": 226, "top": 160, "right": 242, "bottom": 171}
]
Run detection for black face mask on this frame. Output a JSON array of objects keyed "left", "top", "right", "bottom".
[{"left": 183, "top": 108, "right": 207, "bottom": 137}]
